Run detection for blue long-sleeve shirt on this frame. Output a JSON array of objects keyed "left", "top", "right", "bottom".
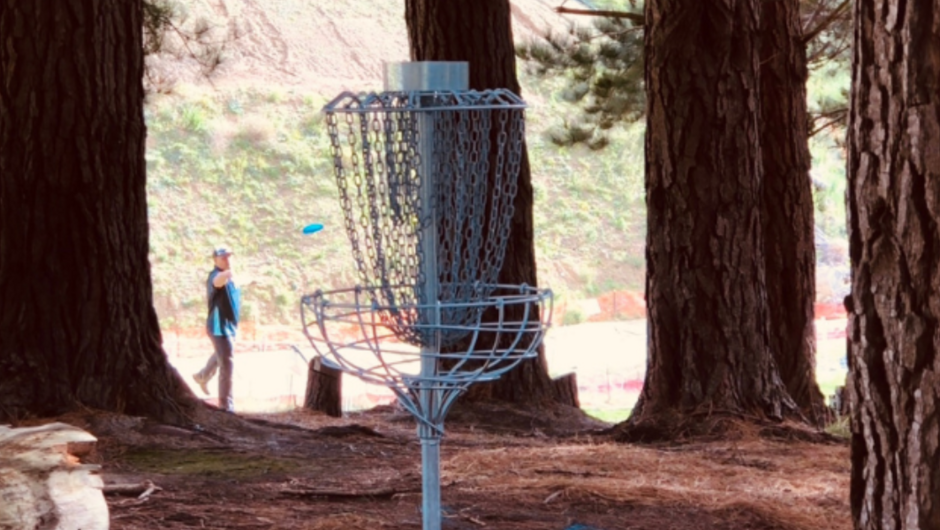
[{"left": 206, "top": 267, "right": 241, "bottom": 337}]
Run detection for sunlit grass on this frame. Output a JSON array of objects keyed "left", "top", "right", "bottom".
[{"left": 583, "top": 407, "right": 631, "bottom": 424}]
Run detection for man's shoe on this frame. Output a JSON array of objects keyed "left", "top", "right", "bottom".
[{"left": 192, "top": 373, "right": 210, "bottom": 395}]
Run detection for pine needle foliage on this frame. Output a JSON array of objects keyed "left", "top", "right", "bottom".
[
  {"left": 517, "top": 4, "right": 644, "bottom": 150},
  {"left": 142, "top": 0, "right": 232, "bottom": 94},
  {"left": 517, "top": 0, "right": 852, "bottom": 148}
]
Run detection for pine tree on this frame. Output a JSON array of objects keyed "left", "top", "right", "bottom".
[
  {"left": 0, "top": 0, "right": 195, "bottom": 422},
  {"left": 517, "top": 0, "right": 851, "bottom": 146},
  {"left": 847, "top": 0, "right": 940, "bottom": 526},
  {"left": 404, "top": 0, "right": 577, "bottom": 406},
  {"left": 614, "top": 0, "right": 801, "bottom": 442}
]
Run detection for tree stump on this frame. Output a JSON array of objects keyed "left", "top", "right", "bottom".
[
  {"left": 552, "top": 372, "right": 580, "bottom": 408},
  {"left": 305, "top": 355, "right": 343, "bottom": 417},
  {"left": 0, "top": 422, "right": 108, "bottom": 530}
]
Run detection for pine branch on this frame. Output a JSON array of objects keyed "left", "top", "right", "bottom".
[
  {"left": 807, "top": 38, "right": 850, "bottom": 67},
  {"left": 802, "top": 0, "right": 849, "bottom": 44},
  {"left": 809, "top": 107, "right": 848, "bottom": 136},
  {"left": 555, "top": 6, "right": 645, "bottom": 26}
]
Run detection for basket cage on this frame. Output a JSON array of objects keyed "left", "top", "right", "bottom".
[{"left": 323, "top": 90, "right": 527, "bottom": 348}]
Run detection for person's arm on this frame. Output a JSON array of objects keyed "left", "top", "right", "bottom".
[{"left": 212, "top": 270, "right": 233, "bottom": 288}]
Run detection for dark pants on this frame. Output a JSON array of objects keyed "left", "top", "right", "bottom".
[{"left": 197, "top": 334, "right": 235, "bottom": 412}]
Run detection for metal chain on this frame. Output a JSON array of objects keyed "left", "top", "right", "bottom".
[{"left": 324, "top": 90, "right": 526, "bottom": 347}]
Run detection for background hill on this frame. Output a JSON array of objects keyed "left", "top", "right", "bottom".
[
  {"left": 148, "top": 0, "right": 585, "bottom": 92},
  {"left": 143, "top": 0, "right": 849, "bottom": 333}
]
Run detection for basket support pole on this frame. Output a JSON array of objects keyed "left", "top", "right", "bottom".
[
  {"left": 418, "top": 117, "right": 441, "bottom": 524},
  {"left": 386, "top": 61, "right": 468, "bottom": 530}
]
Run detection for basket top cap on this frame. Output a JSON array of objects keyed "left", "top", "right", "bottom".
[{"left": 384, "top": 61, "right": 468, "bottom": 92}]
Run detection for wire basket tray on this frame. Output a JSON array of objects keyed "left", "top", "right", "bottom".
[{"left": 301, "top": 283, "right": 552, "bottom": 390}]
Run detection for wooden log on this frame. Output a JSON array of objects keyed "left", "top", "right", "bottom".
[
  {"left": 552, "top": 372, "right": 580, "bottom": 408},
  {"left": 0, "top": 422, "right": 108, "bottom": 530},
  {"left": 279, "top": 483, "right": 420, "bottom": 499},
  {"left": 102, "top": 480, "right": 162, "bottom": 498},
  {"left": 304, "top": 355, "right": 343, "bottom": 417}
]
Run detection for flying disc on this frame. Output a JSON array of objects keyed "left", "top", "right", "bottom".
[{"left": 302, "top": 223, "right": 324, "bottom": 235}]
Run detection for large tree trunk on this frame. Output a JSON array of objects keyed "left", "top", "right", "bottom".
[
  {"left": 759, "top": 0, "right": 828, "bottom": 425},
  {"left": 0, "top": 0, "right": 193, "bottom": 422},
  {"left": 847, "top": 1, "right": 940, "bottom": 527},
  {"left": 404, "top": 0, "right": 569, "bottom": 405},
  {"left": 622, "top": 0, "right": 798, "bottom": 437}
]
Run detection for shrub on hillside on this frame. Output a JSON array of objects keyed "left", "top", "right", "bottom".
[{"left": 234, "top": 116, "right": 275, "bottom": 149}]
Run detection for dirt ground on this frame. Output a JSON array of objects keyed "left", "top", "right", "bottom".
[{"left": 38, "top": 402, "right": 851, "bottom": 530}]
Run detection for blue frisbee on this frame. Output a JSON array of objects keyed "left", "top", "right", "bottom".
[{"left": 302, "top": 223, "right": 324, "bottom": 235}]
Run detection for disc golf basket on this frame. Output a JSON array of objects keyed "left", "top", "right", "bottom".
[{"left": 301, "top": 62, "right": 552, "bottom": 530}]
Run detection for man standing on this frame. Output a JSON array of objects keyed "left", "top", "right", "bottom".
[{"left": 193, "top": 247, "right": 241, "bottom": 413}]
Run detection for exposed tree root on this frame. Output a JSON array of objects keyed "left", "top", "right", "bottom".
[
  {"left": 446, "top": 399, "right": 608, "bottom": 436},
  {"left": 613, "top": 411, "right": 841, "bottom": 446}
]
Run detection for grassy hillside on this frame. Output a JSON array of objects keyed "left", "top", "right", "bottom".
[
  {"left": 144, "top": 80, "right": 649, "bottom": 330},
  {"left": 144, "top": 0, "right": 850, "bottom": 332}
]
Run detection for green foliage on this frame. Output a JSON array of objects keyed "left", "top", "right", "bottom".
[
  {"left": 227, "top": 98, "right": 245, "bottom": 115},
  {"left": 142, "top": 0, "right": 231, "bottom": 94},
  {"left": 804, "top": 0, "right": 852, "bottom": 71},
  {"left": 142, "top": 0, "right": 176, "bottom": 57},
  {"left": 517, "top": 0, "right": 853, "bottom": 146},
  {"left": 807, "top": 53, "right": 851, "bottom": 137},
  {"left": 517, "top": 12, "right": 644, "bottom": 148},
  {"left": 583, "top": 407, "right": 631, "bottom": 423},
  {"left": 810, "top": 132, "right": 848, "bottom": 238},
  {"left": 178, "top": 103, "right": 211, "bottom": 134},
  {"left": 824, "top": 415, "right": 850, "bottom": 439},
  {"left": 562, "top": 308, "right": 585, "bottom": 326}
]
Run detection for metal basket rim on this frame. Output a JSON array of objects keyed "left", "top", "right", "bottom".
[
  {"left": 302, "top": 282, "right": 552, "bottom": 311},
  {"left": 322, "top": 88, "right": 527, "bottom": 114}
]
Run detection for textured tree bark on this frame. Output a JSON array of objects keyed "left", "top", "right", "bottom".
[
  {"left": 847, "top": 1, "right": 940, "bottom": 528},
  {"left": 624, "top": 0, "right": 798, "bottom": 434},
  {"left": 552, "top": 373, "right": 580, "bottom": 409},
  {"left": 305, "top": 356, "right": 342, "bottom": 417},
  {"left": 759, "top": 0, "right": 828, "bottom": 425},
  {"left": 404, "top": 0, "right": 571, "bottom": 405},
  {"left": 0, "top": 0, "right": 194, "bottom": 422}
]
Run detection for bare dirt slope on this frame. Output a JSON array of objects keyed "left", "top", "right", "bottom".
[{"left": 153, "top": 0, "right": 589, "bottom": 94}]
